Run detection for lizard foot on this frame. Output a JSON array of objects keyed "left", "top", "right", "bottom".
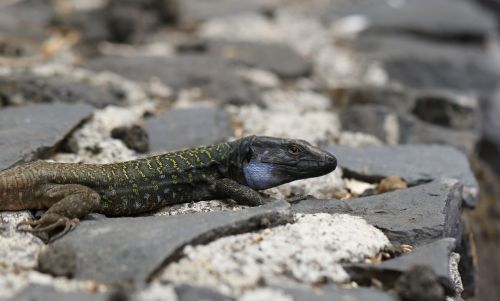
[{"left": 17, "top": 215, "right": 79, "bottom": 243}]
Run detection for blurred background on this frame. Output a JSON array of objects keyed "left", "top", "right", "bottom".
[{"left": 0, "top": 0, "right": 499, "bottom": 300}]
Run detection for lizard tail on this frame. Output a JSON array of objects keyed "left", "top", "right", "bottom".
[{"left": 0, "top": 163, "right": 39, "bottom": 210}]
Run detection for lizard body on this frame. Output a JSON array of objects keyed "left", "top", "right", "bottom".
[{"left": 0, "top": 136, "right": 337, "bottom": 241}]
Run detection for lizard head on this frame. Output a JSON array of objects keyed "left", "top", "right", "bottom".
[{"left": 240, "top": 136, "right": 337, "bottom": 190}]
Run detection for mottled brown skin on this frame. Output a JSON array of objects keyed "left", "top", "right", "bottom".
[{"left": 0, "top": 136, "right": 337, "bottom": 241}]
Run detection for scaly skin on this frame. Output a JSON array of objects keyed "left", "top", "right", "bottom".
[{"left": 0, "top": 136, "right": 337, "bottom": 241}]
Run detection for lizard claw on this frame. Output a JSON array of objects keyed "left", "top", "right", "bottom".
[{"left": 16, "top": 216, "right": 79, "bottom": 242}]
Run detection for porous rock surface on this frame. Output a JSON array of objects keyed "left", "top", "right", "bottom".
[{"left": 0, "top": 0, "right": 495, "bottom": 300}]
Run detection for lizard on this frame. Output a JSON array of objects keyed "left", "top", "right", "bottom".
[{"left": 0, "top": 135, "right": 337, "bottom": 241}]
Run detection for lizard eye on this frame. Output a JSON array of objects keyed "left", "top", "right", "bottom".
[{"left": 288, "top": 145, "right": 301, "bottom": 155}]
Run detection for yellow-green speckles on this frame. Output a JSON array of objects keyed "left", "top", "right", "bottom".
[
  {"left": 202, "top": 149, "right": 213, "bottom": 161},
  {"left": 155, "top": 156, "right": 164, "bottom": 174},
  {"left": 189, "top": 150, "right": 202, "bottom": 165},
  {"left": 164, "top": 156, "right": 178, "bottom": 171},
  {"left": 132, "top": 183, "right": 140, "bottom": 196},
  {"left": 122, "top": 166, "right": 129, "bottom": 180},
  {"left": 151, "top": 179, "right": 159, "bottom": 191},
  {"left": 134, "top": 162, "right": 146, "bottom": 178},
  {"left": 177, "top": 153, "right": 193, "bottom": 168},
  {"left": 146, "top": 158, "right": 154, "bottom": 170}
]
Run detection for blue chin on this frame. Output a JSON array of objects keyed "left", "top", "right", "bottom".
[{"left": 243, "top": 161, "right": 281, "bottom": 190}]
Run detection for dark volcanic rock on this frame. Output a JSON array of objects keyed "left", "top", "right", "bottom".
[
  {"left": 0, "top": 0, "right": 53, "bottom": 41},
  {"left": 50, "top": 201, "right": 291, "bottom": 286},
  {"left": 323, "top": 0, "right": 495, "bottom": 43},
  {"left": 38, "top": 244, "right": 77, "bottom": 277},
  {"left": 478, "top": 87, "right": 500, "bottom": 176},
  {"left": 0, "top": 103, "right": 93, "bottom": 170},
  {"left": 327, "top": 144, "right": 478, "bottom": 207},
  {"left": 10, "top": 285, "right": 109, "bottom": 301},
  {"left": 0, "top": 75, "right": 123, "bottom": 108},
  {"left": 175, "top": 284, "right": 234, "bottom": 301},
  {"left": 208, "top": 40, "right": 311, "bottom": 78},
  {"left": 179, "top": 0, "right": 271, "bottom": 24},
  {"left": 412, "top": 90, "right": 479, "bottom": 131},
  {"left": 53, "top": 0, "right": 179, "bottom": 44},
  {"left": 331, "top": 84, "right": 414, "bottom": 115},
  {"left": 292, "top": 180, "right": 463, "bottom": 246},
  {"left": 337, "top": 91, "right": 480, "bottom": 155},
  {"left": 345, "top": 238, "right": 457, "bottom": 293},
  {"left": 355, "top": 36, "right": 499, "bottom": 94},
  {"left": 143, "top": 107, "right": 233, "bottom": 152},
  {"left": 339, "top": 105, "right": 396, "bottom": 143},
  {"left": 84, "top": 55, "right": 260, "bottom": 106},
  {"left": 111, "top": 125, "right": 149, "bottom": 153},
  {"left": 398, "top": 115, "right": 478, "bottom": 156},
  {"left": 394, "top": 266, "right": 447, "bottom": 301},
  {"left": 282, "top": 285, "right": 396, "bottom": 301}
]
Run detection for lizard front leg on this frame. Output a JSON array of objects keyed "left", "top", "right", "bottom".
[
  {"left": 214, "top": 178, "right": 267, "bottom": 206},
  {"left": 17, "top": 184, "right": 100, "bottom": 242}
]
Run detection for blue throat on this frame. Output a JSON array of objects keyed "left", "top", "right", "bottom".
[{"left": 243, "top": 160, "right": 280, "bottom": 190}]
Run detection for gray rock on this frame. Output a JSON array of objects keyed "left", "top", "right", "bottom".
[
  {"left": 355, "top": 36, "right": 499, "bottom": 94},
  {"left": 338, "top": 101, "right": 479, "bottom": 155},
  {"left": 9, "top": 285, "right": 110, "bottom": 301},
  {"left": 208, "top": 40, "right": 311, "bottom": 78},
  {"left": 292, "top": 180, "right": 463, "bottom": 246},
  {"left": 0, "top": 103, "right": 93, "bottom": 170},
  {"left": 143, "top": 107, "right": 233, "bottom": 152},
  {"left": 331, "top": 84, "right": 415, "bottom": 115},
  {"left": 394, "top": 265, "right": 447, "bottom": 301},
  {"left": 398, "top": 114, "right": 478, "bottom": 156},
  {"left": 478, "top": 87, "right": 500, "bottom": 176},
  {"left": 326, "top": 144, "right": 478, "bottom": 207},
  {"left": 0, "top": 75, "right": 123, "bottom": 108},
  {"left": 84, "top": 55, "right": 260, "bottom": 106},
  {"left": 111, "top": 125, "right": 149, "bottom": 153},
  {"left": 380, "top": 238, "right": 456, "bottom": 280},
  {"left": 179, "top": 0, "right": 270, "bottom": 24},
  {"left": 38, "top": 244, "right": 77, "bottom": 277},
  {"left": 339, "top": 105, "right": 395, "bottom": 143},
  {"left": 412, "top": 89, "right": 480, "bottom": 131},
  {"left": 345, "top": 238, "right": 456, "bottom": 292},
  {"left": 50, "top": 201, "right": 291, "bottom": 286},
  {"left": 323, "top": 0, "right": 495, "bottom": 43},
  {"left": 0, "top": 0, "right": 53, "bottom": 42},
  {"left": 175, "top": 284, "right": 234, "bottom": 301},
  {"left": 281, "top": 285, "right": 396, "bottom": 301}
]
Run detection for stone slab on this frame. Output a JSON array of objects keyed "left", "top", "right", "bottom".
[
  {"left": 327, "top": 144, "right": 478, "bottom": 207},
  {"left": 143, "top": 107, "right": 233, "bottom": 152},
  {"left": 48, "top": 201, "right": 291, "bottom": 287},
  {"left": 0, "top": 103, "right": 93, "bottom": 170},
  {"left": 292, "top": 180, "right": 463, "bottom": 246}
]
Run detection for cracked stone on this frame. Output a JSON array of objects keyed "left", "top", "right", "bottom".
[
  {"left": 0, "top": 74, "right": 124, "bottom": 108},
  {"left": 345, "top": 238, "right": 458, "bottom": 296},
  {"left": 84, "top": 55, "right": 260, "bottom": 106},
  {"left": 9, "top": 285, "right": 110, "bottom": 301},
  {"left": 48, "top": 201, "right": 291, "bottom": 287},
  {"left": 207, "top": 40, "right": 311, "bottom": 79},
  {"left": 326, "top": 144, "right": 478, "bottom": 207},
  {"left": 292, "top": 180, "right": 463, "bottom": 246},
  {"left": 143, "top": 107, "right": 233, "bottom": 152},
  {"left": 0, "top": 103, "right": 93, "bottom": 170},
  {"left": 323, "top": 0, "right": 496, "bottom": 44}
]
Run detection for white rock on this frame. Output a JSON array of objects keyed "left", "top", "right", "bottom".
[
  {"left": 238, "top": 288, "right": 293, "bottom": 301},
  {"left": 231, "top": 105, "right": 340, "bottom": 145},
  {"left": 135, "top": 283, "right": 178, "bottom": 301},
  {"left": 159, "top": 213, "right": 390, "bottom": 297},
  {"left": 154, "top": 201, "right": 246, "bottom": 216}
]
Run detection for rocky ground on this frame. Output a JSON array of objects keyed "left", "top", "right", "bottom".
[{"left": 0, "top": 0, "right": 499, "bottom": 300}]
